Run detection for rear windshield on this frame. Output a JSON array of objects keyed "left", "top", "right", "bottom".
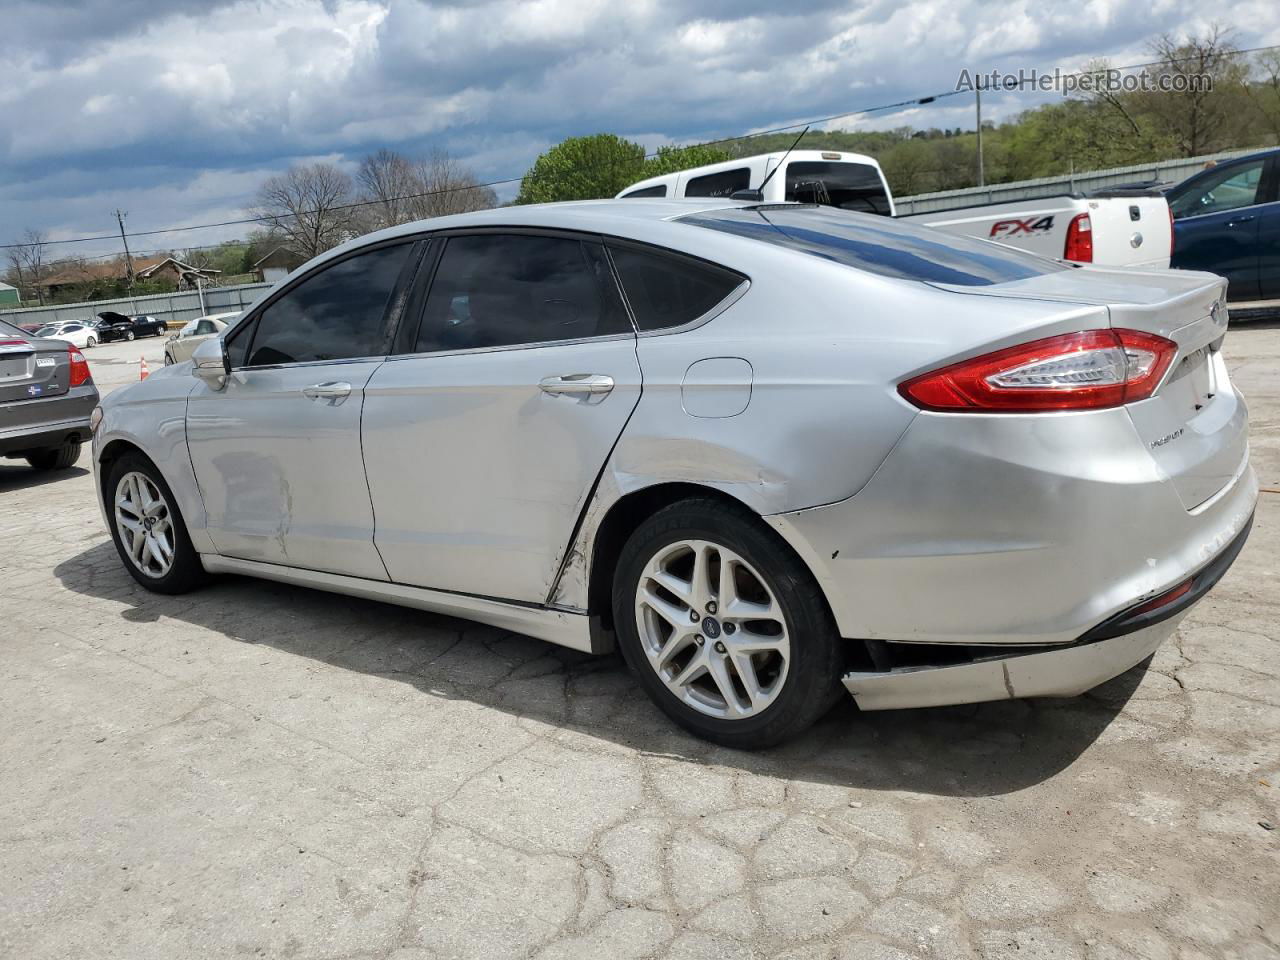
[
  {"left": 679, "top": 206, "right": 1067, "bottom": 286},
  {"left": 785, "top": 161, "right": 891, "bottom": 215}
]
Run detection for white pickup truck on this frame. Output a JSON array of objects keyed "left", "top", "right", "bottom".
[{"left": 617, "top": 151, "right": 1173, "bottom": 269}]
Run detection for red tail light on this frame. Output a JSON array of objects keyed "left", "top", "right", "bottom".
[
  {"left": 898, "top": 329, "right": 1177, "bottom": 413},
  {"left": 1064, "top": 212, "right": 1092, "bottom": 262},
  {"left": 68, "top": 345, "right": 92, "bottom": 387},
  {"left": 1167, "top": 203, "right": 1175, "bottom": 258}
]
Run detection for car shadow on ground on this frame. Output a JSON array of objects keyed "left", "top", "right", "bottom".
[
  {"left": 54, "top": 539, "right": 1147, "bottom": 798},
  {"left": 0, "top": 463, "right": 90, "bottom": 493}
]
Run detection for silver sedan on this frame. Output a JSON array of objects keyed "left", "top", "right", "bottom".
[{"left": 90, "top": 199, "right": 1257, "bottom": 748}]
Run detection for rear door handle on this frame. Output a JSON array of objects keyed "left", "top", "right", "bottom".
[
  {"left": 539, "top": 374, "right": 615, "bottom": 398},
  {"left": 302, "top": 381, "right": 352, "bottom": 405}
]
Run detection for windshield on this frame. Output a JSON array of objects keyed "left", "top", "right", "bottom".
[
  {"left": 784, "top": 161, "right": 891, "bottom": 215},
  {"left": 680, "top": 205, "right": 1068, "bottom": 287}
]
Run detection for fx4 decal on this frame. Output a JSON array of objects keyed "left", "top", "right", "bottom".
[{"left": 990, "top": 215, "right": 1055, "bottom": 238}]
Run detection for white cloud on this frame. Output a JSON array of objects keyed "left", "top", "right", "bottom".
[{"left": 1, "top": 0, "right": 1277, "bottom": 253}]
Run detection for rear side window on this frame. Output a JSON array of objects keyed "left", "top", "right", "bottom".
[
  {"left": 785, "top": 161, "right": 891, "bottom": 216},
  {"left": 242, "top": 242, "right": 413, "bottom": 366},
  {"left": 621, "top": 185, "right": 667, "bottom": 198},
  {"left": 685, "top": 168, "right": 751, "bottom": 198},
  {"left": 680, "top": 206, "right": 1066, "bottom": 287},
  {"left": 608, "top": 244, "right": 744, "bottom": 331},
  {"left": 413, "top": 234, "right": 630, "bottom": 353}
]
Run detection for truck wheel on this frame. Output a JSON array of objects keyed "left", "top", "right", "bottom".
[{"left": 27, "top": 441, "right": 81, "bottom": 471}]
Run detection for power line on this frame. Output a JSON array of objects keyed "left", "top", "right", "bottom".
[{"left": 5, "top": 40, "right": 1280, "bottom": 253}]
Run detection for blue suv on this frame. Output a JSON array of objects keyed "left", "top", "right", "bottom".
[{"left": 1167, "top": 148, "right": 1280, "bottom": 310}]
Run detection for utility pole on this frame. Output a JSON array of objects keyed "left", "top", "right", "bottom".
[
  {"left": 115, "top": 209, "right": 135, "bottom": 286},
  {"left": 975, "top": 88, "right": 985, "bottom": 187}
]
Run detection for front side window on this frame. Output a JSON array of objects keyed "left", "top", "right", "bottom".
[
  {"left": 243, "top": 242, "right": 414, "bottom": 366},
  {"left": 608, "top": 244, "right": 744, "bottom": 331},
  {"left": 194, "top": 320, "right": 217, "bottom": 336},
  {"left": 680, "top": 206, "right": 1066, "bottom": 287},
  {"left": 685, "top": 168, "right": 751, "bottom": 198},
  {"left": 413, "top": 234, "right": 630, "bottom": 353},
  {"left": 785, "top": 161, "right": 891, "bottom": 215},
  {"left": 1169, "top": 160, "right": 1265, "bottom": 219}
]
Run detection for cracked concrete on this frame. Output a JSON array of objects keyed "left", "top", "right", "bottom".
[{"left": 2, "top": 326, "right": 1279, "bottom": 959}]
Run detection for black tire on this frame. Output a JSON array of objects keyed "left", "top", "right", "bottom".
[
  {"left": 164, "top": 352, "right": 173, "bottom": 365},
  {"left": 104, "top": 452, "right": 205, "bottom": 594},
  {"left": 26, "top": 441, "right": 81, "bottom": 471},
  {"left": 612, "top": 497, "right": 844, "bottom": 750},
  {"left": 125, "top": 331, "right": 135, "bottom": 341},
  {"left": 86, "top": 336, "right": 97, "bottom": 349}
]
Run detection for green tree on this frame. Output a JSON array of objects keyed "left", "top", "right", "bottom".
[
  {"left": 515, "top": 133, "right": 645, "bottom": 204},
  {"left": 641, "top": 144, "right": 730, "bottom": 178}
]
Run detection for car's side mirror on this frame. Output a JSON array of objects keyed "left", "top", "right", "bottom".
[{"left": 191, "top": 337, "right": 230, "bottom": 389}]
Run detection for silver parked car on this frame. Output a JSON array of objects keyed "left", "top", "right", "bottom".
[
  {"left": 163, "top": 311, "right": 240, "bottom": 365},
  {"left": 91, "top": 200, "right": 1256, "bottom": 748}
]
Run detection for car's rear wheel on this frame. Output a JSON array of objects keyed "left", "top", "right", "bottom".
[
  {"left": 612, "top": 498, "right": 843, "bottom": 749},
  {"left": 105, "top": 453, "right": 204, "bottom": 594},
  {"left": 26, "top": 441, "right": 81, "bottom": 471},
  {"left": 163, "top": 351, "right": 173, "bottom": 365},
  {"left": 85, "top": 336, "right": 97, "bottom": 349}
]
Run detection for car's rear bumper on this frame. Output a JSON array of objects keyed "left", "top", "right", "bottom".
[
  {"left": 841, "top": 513, "right": 1251, "bottom": 709},
  {"left": 767, "top": 405, "right": 1258, "bottom": 648},
  {"left": 0, "top": 389, "right": 97, "bottom": 457}
]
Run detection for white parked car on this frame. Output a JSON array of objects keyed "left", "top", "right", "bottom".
[
  {"left": 164, "top": 312, "right": 240, "bottom": 365},
  {"left": 33, "top": 321, "right": 99, "bottom": 349}
]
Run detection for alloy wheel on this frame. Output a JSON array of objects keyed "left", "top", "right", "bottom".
[
  {"left": 114, "top": 471, "right": 175, "bottom": 578},
  {"left": 634, "top": 539, "right": 791, "bottom": 719}
]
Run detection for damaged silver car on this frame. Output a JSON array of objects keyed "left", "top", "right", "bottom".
[{"left": 91, "top": 200, "right": 1256, "bottom": 748}]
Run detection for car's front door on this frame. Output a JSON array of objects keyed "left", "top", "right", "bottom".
[
  {"left": 361, "top": 231, "right": 641, "bottom": 603},
  {"left": 186, "top": 240, "right": 420, "bottom": 580},
  {"left": 1170, "top": 156, "right": 1268, "bottom": 302}
]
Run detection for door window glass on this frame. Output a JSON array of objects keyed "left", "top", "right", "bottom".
[
  {"left": 245, "top": 242, "right": 413, "bottom": 366},
  {"left": 1170, "top": 161, "right": 1265, "bottom": 219},
  {"left": 413, "top": 235, "right": 629, "bottom": 353},
  {"left": 685, "top": 168, "right": 751, "bottom": 198}
]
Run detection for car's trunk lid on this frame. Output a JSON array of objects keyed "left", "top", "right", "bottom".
[
  {"left": 933, "top": 269, "right": 1245, "bottom": 510},
  {"left": 0, "top": 336, "right": 71, "bottom": 406}
]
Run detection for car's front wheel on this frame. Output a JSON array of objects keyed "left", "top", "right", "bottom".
[
  {"left": 612, "top": 498, "right": 843, "bottom": 749},
  {"left": 124, "top": 331, "right": 135, "bottom": 341},
  {"left": 105, "top": 453, "right": 205, "bottom": 594},
  {"left": 85, "top": 336, "right": 97, "bottom": 348}
]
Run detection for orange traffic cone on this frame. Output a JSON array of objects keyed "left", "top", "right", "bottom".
[{"left": 139, "top": 357, "right": 150, "bottom": 380}]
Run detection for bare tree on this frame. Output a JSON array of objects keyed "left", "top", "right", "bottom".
[
  {"left": 410, "top": 149, "right": 498, "bottom": 220},
  {"left": 1245, "top": 49, "right": 1280, "bottom": 144},
  {"left": 252, "top": 162, "right": 356, "bottom": 260},
  {"left": 5, "top": 228, "right": 50, "bottom": 305},
  {"left": 357, "top": 149, "right": 421, "bottom": 228}
]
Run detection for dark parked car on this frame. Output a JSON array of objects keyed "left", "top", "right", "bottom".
[
  {"left": 0, "top": 316, "right": 98, "bottom": 471},
  {"left": 94, "top": 311, "right": 168, "bottom": 342},
  {"left": 1168, "top": 148, "right": 1280, "bottom": 309}
]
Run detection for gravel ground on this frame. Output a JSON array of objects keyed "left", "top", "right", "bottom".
[{"left": 1, "top": 325, "right": 1277, "bottom": 960}]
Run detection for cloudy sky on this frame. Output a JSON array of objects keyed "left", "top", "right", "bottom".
[{"left": 3, "top": 0, "right": 1279, "bottom": 261}]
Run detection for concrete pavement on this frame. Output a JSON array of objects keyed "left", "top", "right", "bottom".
[{"left": 1, "top": 326, "right": 1278, "bottom": 959}]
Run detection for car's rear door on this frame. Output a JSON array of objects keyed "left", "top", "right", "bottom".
[
  {"left": 361, "top": 231, "right": 641, "bottom": 603},
  {"left": 186, "top": 239, "right": 421, "bottom": 580}
]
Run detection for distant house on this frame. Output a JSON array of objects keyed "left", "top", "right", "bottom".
[
  {"left": 37, "top": 255, "right": 220, "bottom": 299},
  {"left": 252, "top": 247, "right": 306, "bottom": 284},
  {"left": 0, "top": 281, "right": 19, "bottom": 307}
]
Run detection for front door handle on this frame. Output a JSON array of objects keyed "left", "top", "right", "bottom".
[
  {"left": 1226, "top": 215, "right": 1256, "bottom": 226},
  {"left": 302, "top": 381, "right": 352, "bottom": 405},
  {"left": 539, "top": 374, "right": 615, "bottom": 398}
]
